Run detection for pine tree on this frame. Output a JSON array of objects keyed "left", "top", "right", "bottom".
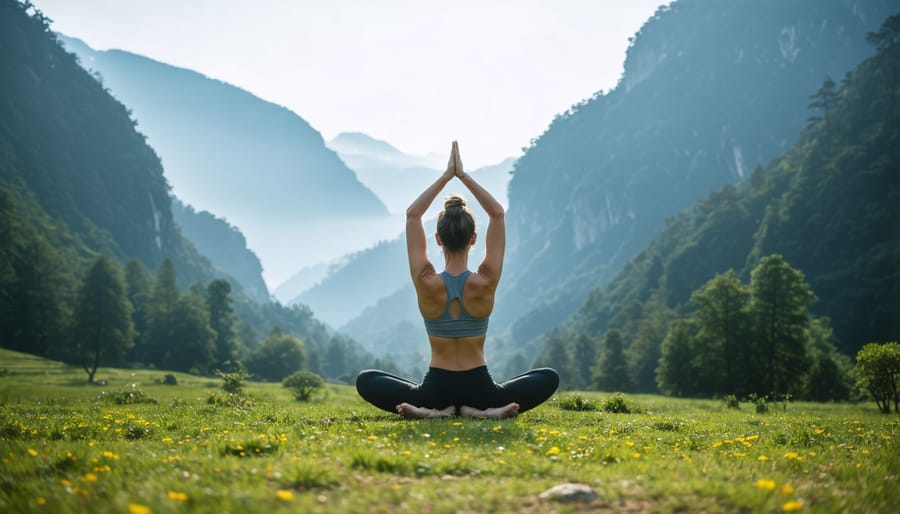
[
  {"left": 124, "top": 259, "right": 153, "bottom": 363},
  {"left": 594, "top": 329, "right": 632, "bottom": 392},
  {"left": 690, "top": 270, "right": 751, "bottom": 395},
  {"left": 167, "top": 293, "right": 216, "bottom": 372},
  {"left": 207, "top": 279, "right": 239, "bottom": 370},
  {"left": 324, "top": 336, "right": 348, "bottom": 379},
  {"left": 571, "top": 333, "right": 598, "bottom": 390},
  {"left": 748, "top": 255, "right": 815, "bottom": 399},
  {"left": 656, "top": 320, "right": 696, "bottom": 397},
  {"left": 145, "top": 259, "right": 179, "bottom": 367},
  {"left": 71, "top": 256, "right": 134, "bottom": 383}
]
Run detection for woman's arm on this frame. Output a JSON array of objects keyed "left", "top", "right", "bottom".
[
  {"left": 453, "top": 143, "right": 505, "bottom": 282},
  {"left": 406, "top": 143, "right": 456, "bottom": 281}
]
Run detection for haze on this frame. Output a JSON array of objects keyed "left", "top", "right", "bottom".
[{"left": 32, "top": 0, "right": 662, "bottom": 168}]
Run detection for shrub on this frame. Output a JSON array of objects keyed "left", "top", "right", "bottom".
[
  {"left": 855, "top": 342, "right": 900, "bottom": 414},
  {"left": 97, "top": 384, "right": 157, "bottom": 405},
  {"left": 217, "top": 369, "right": 251, "bottom": 394},
  {"left": 557, "top": 394, "right": 598, "bottom": 411},
  {"left": 748, "top": 394, "right": 768, "bottom": 414},
  {"left": 601, "top": 393, "right": 638, "bottom": 414},
  {"left": 283, "top": 371, "right": 325, "bottom": 401},
  {"left": 723, "top": 394, "right": 740, "bottom": 409}
]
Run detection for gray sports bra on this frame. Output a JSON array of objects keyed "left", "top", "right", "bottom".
[{"left": 423, "top": 271, "right": 490, "bottom": 338}]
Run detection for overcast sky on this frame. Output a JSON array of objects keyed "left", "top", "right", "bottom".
[{"left": 33, "top": 0, "right": 662, "bottom": 168}]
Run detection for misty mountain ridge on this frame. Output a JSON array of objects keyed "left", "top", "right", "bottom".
[
  {"left": 59, "top": 35, "right": 393, "bottom": 284},
  {"left": 328, "top": 131, "right": 515, "bottom": 214}
]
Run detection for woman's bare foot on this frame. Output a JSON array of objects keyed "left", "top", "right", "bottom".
[
  {"left": 459, "top": 403, "right": 520, "bottom": 419},
  {"left": 396, "top": 403, "right": 456, "bottom": 419}
]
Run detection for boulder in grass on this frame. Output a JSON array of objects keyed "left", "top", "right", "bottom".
[{"left": 538, "top": 483, "right": 598, "bottom": 503}]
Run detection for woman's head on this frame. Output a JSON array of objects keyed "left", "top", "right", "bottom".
[{"left": 437, "top": 194, "right": 475, "bottom": 253}]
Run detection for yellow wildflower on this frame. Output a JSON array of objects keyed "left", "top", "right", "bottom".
[
  {"left": 128, "top": 504, "right": 152, "bottom": 514},
  {"left": 780, "top": 484, "right": 795, "bottom": 494},
  {"left": 545, "top": 446, "right": 561, "bottom": 456},
  {"left": 36, "top": 497, "right": 46, "bottom": 505},
  {"left": 167, "top": 491, "right": 188, "bottom": 501},
  {"left": 782, "top": 500, "right": 804, "bottom": 511},
  {"left": 27, "top": 449, "right": 38, "bottom": 457},
  {"left": 275, "top": 490, "right": 294, "bottom": 502},
  {"left": 81, "top": 473, "right": 98, "bottom": 483},
  {"left": 758, "top": 455, "right": 769, "bottom": 462},
  {"left": 757, "top": 479, "right": 777, "bottom": 490}
]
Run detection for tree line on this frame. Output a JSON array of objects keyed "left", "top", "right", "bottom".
[{"left": 537, "top": 254, "right": 857, "bottom": 402}]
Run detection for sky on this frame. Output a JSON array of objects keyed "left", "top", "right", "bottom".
[{"left": 33, "top": 0, "right": 663, "bottom": 169}]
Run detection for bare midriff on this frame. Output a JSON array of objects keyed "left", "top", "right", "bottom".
[{"left": 428, "top": 334, "right": 487, "bottom": 371}]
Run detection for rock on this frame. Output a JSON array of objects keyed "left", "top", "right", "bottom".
[{"left": 538, "top": 483, "right": 598, "bottom": 503}]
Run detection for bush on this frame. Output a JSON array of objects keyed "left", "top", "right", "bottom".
[
  {"left": 748, "top": 394, "right": 768, "bottom": 414},
  {"left": 557, "top": 394, "right": 598, "bottom": 411},
  {"left": 246, "top": 333, "right": 307, "bottom": 382},
  {"left": 283, "top": 371, "right": 325, "bottom": 401},
  {"left": 601, "top": 393, "right": 638, "bottom": 414},
  {"left": 855, "top": 342, "right": 900, "bottom": 414},
  {"left": 97, "top": 384, "right": 157, "bottom": 405},
  {"left": 723, "top": 394, "right": 740, "bottom": 409},
  {"left": 217, "top": 369, "right": 251, "bottom": 394}
]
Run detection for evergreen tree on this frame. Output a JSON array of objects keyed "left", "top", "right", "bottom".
[
  {"left": 571, "top": 333, "right": 598, "bottom": 390},
  {"left": 534, "top": 329, "right": 571, "bottom": 388},
  {"left": 690, "top": 270, "right": 751, "bottom": 395},
  {"left": 324, "top": 336, "right": 348, "bottom": 379},
  {"left": 167, "top": 293, "right": 216, "bottom": 373},
  {"left": 124, "top": 259, "right": 153, "bottom": 363},
  {"left": 207, "top": 279, "right": 239, "bottom": 370},
  {"left": 748, "top": 255, "right": 815, "bottom": 399},
  {"left": 145, "top": 259, "right": 179, "bottom": 367},
  {"left": 70, "top": 256, "right": 134, "bottom": 383},
  {"left": 808, "top": 76, "right": 839, "bottom": 127},
  {"left": 594, "top": 329, "right": 632, "bottom": 392},
  {"left": 656, "top": 320, "right": 696, "bottom": 397},
  {"left": 627, "top": 315, "right": 668, "bottom": 393}
]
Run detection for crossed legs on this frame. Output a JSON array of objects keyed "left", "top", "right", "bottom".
[{"left": 356, "top": 367, "right": 558, "bottom": 419}]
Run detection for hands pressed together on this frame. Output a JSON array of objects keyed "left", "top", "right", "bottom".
[{"left": 443, "top": 140, "right": 465, "bottom": 179}]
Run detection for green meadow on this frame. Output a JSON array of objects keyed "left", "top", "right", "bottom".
[{"left": 0, "top": 349, "right": 897, "bottom": 514}]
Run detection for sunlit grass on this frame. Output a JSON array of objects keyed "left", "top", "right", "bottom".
[{"left": 0, "top": 349, "right": 897, "bottom": 513}]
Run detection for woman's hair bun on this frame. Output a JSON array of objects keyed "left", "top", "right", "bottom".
[{"left": 443, "top": 194, "right": 466, "bottom": 212}]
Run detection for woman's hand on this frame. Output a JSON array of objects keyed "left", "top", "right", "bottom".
[
  {"left": 443, "top": 141, "right": 457, "bottom": 180},
  {"left": 443, "top": 140, "right": 464, "bottom": 179},
  {"left": 451, "top": 141, "right": 464, "bottom": 177}
]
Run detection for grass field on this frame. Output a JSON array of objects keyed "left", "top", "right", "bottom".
[{"left": 0, "top": 349, "right": 897, "bottom": 513}]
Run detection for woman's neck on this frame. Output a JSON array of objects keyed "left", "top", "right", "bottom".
[{"left": 443, "top": 251, "right": 469, "bottom": 275}]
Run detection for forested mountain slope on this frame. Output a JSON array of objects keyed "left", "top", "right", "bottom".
[
  {"left": 562, "top": 16, "right": 899, "bottom": 363},
  {"left": 0, "top": 1, "right": 375, "bottom": 379},
  {"left": 495, "top": 0, "right": 895, "bottom": 361}
]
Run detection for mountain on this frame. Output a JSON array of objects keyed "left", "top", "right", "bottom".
[
  {"left": 328, "top": 132, "right": 514, "bottom": 213},
  {"left": 0, "top": 1, "right": 378, "bottom": 378},
  {"left": 171, "top": 199, "right": 269, "bottom": 303},
  {"left": 559, "top": 17, "right": 899, "bottom": 361},
  {"left": 58, "top": 36, "right": 389, "bottom": 282},
  {"left": 493, "top": 0, "right": 896, "bottom": 358}
]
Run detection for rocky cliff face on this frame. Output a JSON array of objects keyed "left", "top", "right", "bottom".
[{"left": 494, "top": 0, "right": 895, "bottom": 355}]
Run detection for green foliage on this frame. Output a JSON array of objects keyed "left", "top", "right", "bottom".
[
  {"left": 601, "top": 393, "right": 639, "bottom": 414},
  {"left": 207, "top": 279, "right": 240, "bottom": 370},
  {"left": 557, "top": 394, "right": 598, "bottom": 412},
  {"left": 594, "top": 330, "right": 632, "bottom": 392},
  {"left": 70, "top": 256, "right": 135, "bottom": 383},
  {"left": 217, "top": 368, "right": 251, "bottom": 395},
  {"left": 657, "top": 320, "right": 696, "bottom": 397},
  {"left": 855, "top": 342, "right": 900, "bottom": 414},
  {"left": 97, "top": 383, "right": 157, "bottom": 405},
  {"left": 167, "top": 293, "right": 216, "bottom": 373},
  {"left": 246, "top": 333, "right": 307, "bottom": 382},
  {"left": 723, "top": 395, "right": 740, "bottom": 409},
  {"left": 748, "top": 255, "right": 816, "bottom": 397},
  {"left": 282, "top": 371, "right": 325, "bottom": 401}
]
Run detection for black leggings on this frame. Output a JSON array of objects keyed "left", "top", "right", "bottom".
[{"left": 356, "top": 366, "right": 559, "bottom": 414}]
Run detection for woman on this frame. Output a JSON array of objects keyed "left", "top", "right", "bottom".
[{"left": 356, "top": 141, "right": 559, "bottom": 419}]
